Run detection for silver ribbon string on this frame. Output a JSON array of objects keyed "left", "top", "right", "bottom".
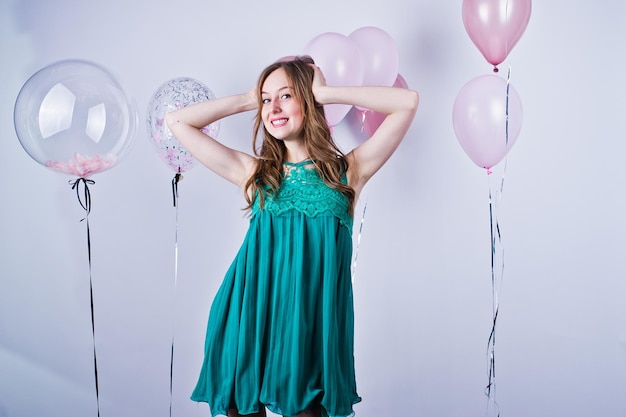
[
  {"left": 484, "top": 65, "right": 512, "bottom": 417},
  {"left": 351, "top": 197, "right": 368, "bottom": 282},
  {"left": 169, "top": 172, "right": 183, "bottom": 417}
]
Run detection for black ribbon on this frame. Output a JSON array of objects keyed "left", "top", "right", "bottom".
[
  {"left": 169, "top": 336, "right": 175, "bottom": 417},
  {"left": 70, "top": 178, "right": 95, "bottom": 220},
  {"left": 69, "top": 177, "right": 100, "bottom": 417},
  {"left": 172, "top": 172, "right": 183, "bottom": 207}
]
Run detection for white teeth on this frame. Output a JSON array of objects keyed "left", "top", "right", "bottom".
[{"left": 272, "top": 118, "right": 288, "bottom": 126}]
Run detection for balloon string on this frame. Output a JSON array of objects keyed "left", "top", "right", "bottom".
[
  {"left": 69, "top": 177, "right": 100, "bottom": 417},
  {"left": 485, "top": 184, "right": 502, "bottom": 417},
  {"left": 170, "top": 173, "right": 183, "bottom": 417},
  {"left": 351, "top": 197, "right": 368, "bottom": 282},
  {"left": 172, "top": 172, "right": 182, "bottom": 207},
  {"left": 70, "top": 177, "right": 95, "bottom": 220},
  {"left": 505, "top": 66, "right": 511, "bottom": 148},
  {"left": 360, "top": 109, "right": 367, "bottom": 134},
  {"left": 484, "top": 65, "right": 511, "bottom": 417}
]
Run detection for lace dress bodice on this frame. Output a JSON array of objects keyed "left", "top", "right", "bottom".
[{"left": 250, "top": 160, "right": 353, "bottom": 230}]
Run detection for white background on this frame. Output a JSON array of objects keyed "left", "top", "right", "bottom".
[{"left": 1, "top": 1, "right": 625, "bottom": 416}]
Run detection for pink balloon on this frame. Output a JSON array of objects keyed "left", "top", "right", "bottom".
[
  {"left": 393, "top": 73, "right": 408, "bottom": 90},
  {"left": 462, "top": 0, "right": 532, "bottom": 71},
  {"left": 452, "top": 75, "right": 523, "bottom": 169},
  {"left": 360, "top": 110, "right": 385, "bottom": 138},
  {"left": 362, "top": 74, "right": 408, "bottom": 137},
  {"left": 349, "top": 26, "right": 399, "bottom": 87},
  {"left": 304, "top": 32, "right": 364, "bottom": 126},
  {"left": 275, "top": 55, "right": 296, "bottom": 62}
]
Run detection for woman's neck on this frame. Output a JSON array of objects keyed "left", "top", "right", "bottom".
[{"left": 283, "top": 142, "right": 309, "bottom": 164}]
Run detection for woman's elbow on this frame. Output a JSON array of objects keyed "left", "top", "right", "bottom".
[
  {"left": 407, "top": 89, "right": 420, "bottom": 113},
  {"left": 164, "top": 111, "right": 178, "bottom": 131}
]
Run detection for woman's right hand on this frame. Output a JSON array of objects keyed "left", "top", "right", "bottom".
[
  {"left": 165, "top": 92, "right": 258, "bottom": 187},
  {"left": 245, "top": 87, "right": 259, "bottom": 110}
]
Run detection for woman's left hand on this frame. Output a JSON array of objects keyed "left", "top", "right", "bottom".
[{"left": 310, "top": 64, "right": 328, "bottom": 104}]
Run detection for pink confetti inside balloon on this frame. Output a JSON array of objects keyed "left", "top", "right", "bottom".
[{"left": 146, "top": 77, "right": 220, "bottom": 173}]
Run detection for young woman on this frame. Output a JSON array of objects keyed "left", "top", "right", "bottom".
[{"left": 166, "top": 56, "right": 418, "bottom": 417}]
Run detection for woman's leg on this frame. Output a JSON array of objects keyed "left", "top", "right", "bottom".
[
  {"left": 228, "top": 408, "right": 267, "bottom": 417},
  {"left": 289, "top": 408, "right": 322, "bottom": 417}
]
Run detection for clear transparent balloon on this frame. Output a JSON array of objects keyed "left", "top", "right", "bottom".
[
  {"left": 146, "top": 77, "right": 220, "bottom": 173},
  {"left": 13, "top": 59, "right": 138, "bottom": 177}
]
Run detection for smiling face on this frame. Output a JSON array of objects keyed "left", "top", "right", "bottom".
[{"left": 260, "top": 68, "right": 305, "bottom": 142}]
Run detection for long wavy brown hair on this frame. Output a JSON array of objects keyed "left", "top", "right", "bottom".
[{"left": 243, "top": 55, "right": 356, "bottom": 214}]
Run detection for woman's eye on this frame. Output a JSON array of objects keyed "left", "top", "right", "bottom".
[
  {"left": 281, "top": 93, "right": 291, "bottom": 100},
  {"left": 262, "top": 98, "right": 270, "bottom": 104}
]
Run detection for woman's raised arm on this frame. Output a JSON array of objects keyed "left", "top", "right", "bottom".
[
  {"left": 311, "top": 65, "right": 419, "bottom": 195},
  {"left": 165, "top": 91, "right": 258, "bottom": 188}
]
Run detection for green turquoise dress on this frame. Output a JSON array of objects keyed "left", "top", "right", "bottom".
[{"left": 191, "top": 160, "right": 361, "bottom": 417}]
